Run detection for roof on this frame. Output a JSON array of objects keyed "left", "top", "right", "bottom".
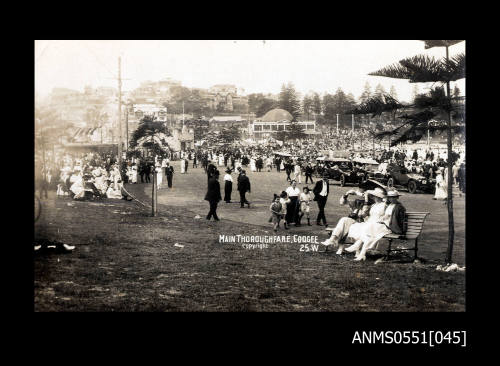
[
  {"left": 210, "top": 116, "right": 243, "bottom": 122},
  {"left": 317, "top": 157, "right": 350, "bottom": 162},
  {"left": 353, "top": 158, "right": 379, "bottom": 165},
  {"left": 261, "top": 108, "right": 293, "bottom": 122}
]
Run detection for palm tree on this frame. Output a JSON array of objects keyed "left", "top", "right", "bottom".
[
  {"left": 129, "top": 115, "right": 170, "bottom": 157},
  {"left": 349, "top": 40, "right": 465, "bottom": 263}
]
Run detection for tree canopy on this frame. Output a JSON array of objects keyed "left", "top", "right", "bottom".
[
  {"left": 278, "top": 82, "right": 302, "bottom": 121},
  {"left": 129, "top": 115, "right": 170, "bottom": 155},
  {"left": 248, "top": 93, "right": 278, "bottom": 117}
]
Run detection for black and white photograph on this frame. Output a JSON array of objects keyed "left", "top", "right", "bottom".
[{"left": 34, "top": 40, "right": 466, "bottom": 315}]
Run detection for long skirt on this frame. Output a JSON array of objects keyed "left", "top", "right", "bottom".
[
  {"left": 434, "top": 183, "right": 447, "bottom": 200},
  {"left": 286, "top": 196, "right": 299, "bottom": 224},
  {"left": 224, "top": 181, "right": 232, "bottom": 202}
]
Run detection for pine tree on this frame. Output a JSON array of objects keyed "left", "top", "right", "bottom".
[
  {"left": 356, "top": 40, "right": 465, "bottom": 263},
  {"left": 278, "top": 82, "right": 302, "bottom": 121},
  {"left": 389, "top": 85, "right": 398, "bottom": 99},
  {"left": 412, "top": 84, "right": 420, "bottom": 102},
  {"left": 359, "top": 81, "right": 372, "bottom": 103},
  {"left": 374, "top": 83, "right": 386, "bottom": 99},
  {"left": 312, "top": 92, "right": 322, "bottom": 115},
  {"left": 302, "top": 95, "right": 313, "bottom": 120}
]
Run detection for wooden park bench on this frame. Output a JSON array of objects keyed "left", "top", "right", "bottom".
[
  {"left": 325, "top": 212, "right": 430, "bottom": 261},
  {"left": 384, "top": 212, "right": 430, "bottom": 260}
]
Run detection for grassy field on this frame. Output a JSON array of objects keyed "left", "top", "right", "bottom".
[{"left": 34, "top": 161, "right": 465, "bottom": 311}]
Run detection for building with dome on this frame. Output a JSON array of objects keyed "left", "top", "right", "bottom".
[{"left": 251, "top": 108, "right": 316, "bottom": 139}]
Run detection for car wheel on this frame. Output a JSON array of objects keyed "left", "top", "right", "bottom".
[
  {"left": 407, "top": 180, "right": 417, "bottom": 194},
  {"left": 340, "top": 174, "right": 345, "bottom": 187},
  {"left": 387, "top": 177, "right": 394, "bottom": 188}
]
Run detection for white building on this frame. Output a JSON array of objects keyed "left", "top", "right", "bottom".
[{"left": 251, "top": 108, "right": 316, "bottom": 139}]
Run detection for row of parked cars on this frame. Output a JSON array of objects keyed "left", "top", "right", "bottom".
[{"left": 314, "top": 157, "right": 436, "bottom": 194}]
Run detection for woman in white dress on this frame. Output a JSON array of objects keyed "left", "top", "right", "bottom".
[
  {"left": 69, "top": 171, "right": 85, "bottom": 199},
  {"left": 131, "top": 164, "right": 138, "bottom": 184},
  {"left": 156, "top": 162, "right": 163, "bottom": 185},
  {"left": 180, "top": 158, "right": 186, "bottom": 174},
  {"left": 218, "top": 154, "right": 224, "bottom": 167},
  {"left": 433, "top": 168, "right": 447, "bottom": 200},
  {"left": 266, "top": 157, "right": 273, "bottom": 172},
  {"left": 344, "top": 189, "right": 386, "bottom": 246},
  {"left": 250, "top": 157, "right": 257, "bottom": 172},
  {"left": 346, "top": 190, "right": 405, "bottom": 261}
]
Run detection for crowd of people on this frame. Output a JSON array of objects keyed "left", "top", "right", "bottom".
[{"left": 35, "top": 128, "right": 465, "bottom": 262}]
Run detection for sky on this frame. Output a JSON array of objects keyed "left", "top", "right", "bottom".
[{"left": 35, "top": 40, "right": 465, "bottom": 103}]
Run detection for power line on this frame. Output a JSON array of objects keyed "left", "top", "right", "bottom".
[{"left": 81, "top": 41, "right": 117, "bottom": 79}]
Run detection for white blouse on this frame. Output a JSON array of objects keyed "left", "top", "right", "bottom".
[
  {"left": 224, "top": 174, "right": 233, "bottom": 182},
  {"left": 286, "top": 186, "right": 301, "bottom": 197}
]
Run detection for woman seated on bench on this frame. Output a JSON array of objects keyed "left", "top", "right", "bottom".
[
  {"left": 345, "top": 190, "right": 406, "bottom": 261},
  {"left": 321, "top": 187, "right": 385, "bottom": 254}
]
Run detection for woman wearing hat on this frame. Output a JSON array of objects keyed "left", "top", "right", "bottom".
[
  {"left": 433, "top": 167, "right": 447, "bottom": 200},
  {"left": 223, "top": 168, "right": 233, "bottom": 203},
  {"left": 346, "top": 189, "right": 406, "bottom": 261},
  {"left": 321, "top": 185, "right": 380, "bottom": 254},
  {"left": 329, "top": 188, "right": 386, "bottom": 254}
]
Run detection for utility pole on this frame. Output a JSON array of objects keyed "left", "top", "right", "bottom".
[
  {"left": 336, "top": 114, "right": 339, "bottom": 135},
  {"left": 117, "top": 56, "right": 122, "bottom": 165},
  {"left": 360, "top": 117, "right": 363, "bottom": 152},
  {"left": 427, "top": 121, "right": 430, "bottom": 147},
  {"left": 125, "top": 103, "right": 129, "bottom": 153},
  {"left": 445, "top": 45, "right": 455, "bottom": 264},
  {"left": 352, "top": 114, "right": 355, "bottom": 150}
]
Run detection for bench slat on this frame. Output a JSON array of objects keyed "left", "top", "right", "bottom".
[
  {"left": 382, "top": 212, "right": 429, "bottom": 242},
  {"left": 406, "top": 225, "right": 424, "bottom": 230}
]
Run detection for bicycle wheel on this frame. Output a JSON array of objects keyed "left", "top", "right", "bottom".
[{"left": 35, "top": 196, "right": 41, "bottom": 222}]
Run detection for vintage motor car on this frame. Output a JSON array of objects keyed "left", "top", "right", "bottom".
[
  {"left": 368, "top": 163, "right": 435, "bottom": 194},
  {"left": 315, "top": 157, "right": 366, "bottom": 186}
]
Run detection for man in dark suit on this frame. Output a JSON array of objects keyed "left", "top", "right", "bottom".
[
  {"left": 237, "top": 170, "right": 251, "bottom": 208},
  {"left": 305, "top": 162, "right": 314, "bottom": 184},
  {"left": 285, "top": 161, "right": 292, "bottom": 182},
  {"left": 144, "top": 163, "right": 152, "bottom": 183},
  {"left": 313, "top": 173, "right": 329, "bottom": 226},
  {"left": 205, "top": 170, "right": 222, "bottom": 221},
  {"left": 165, "top": 162, "right": 174, "bottom": 188},
  {"left": 207, "top": 162, "right": 217, "bottom": 182}
]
